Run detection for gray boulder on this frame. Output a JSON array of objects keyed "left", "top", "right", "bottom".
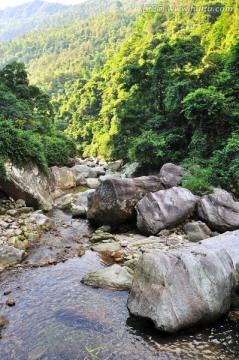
[
  {"left": 121, "top": 162, "right": 140, "bottom": 178},
  {"left": 82, "top": 264, "right": 133, "bottom": 290},
  {"left": 87, "top": 176, "right": 163, "bottom": 226},
  {"left": 75, "top": 189, "right": 95, "bottom": 208},
  {"left": 104, "top": 161, "right": 122, "bottom": 172},
  {"left": 50, "top": 166, "right": 76, "bottom": 190},
  {"left": 136, "top": 187, "right": 197, "bottom": 235},
  {"left": 183, "top": 221, "right": 212, "bottom": 242},
  {"left": 128, "top": 248, "right": 234, "bottom": 333},
  {"left": 0, "top": 162, "right": 55, "bottom": 211},
  {"left": 71, "top": 189, "right": 95, "bottom": 217},
  {"left": 197, "top": 188, "right": 239, "bottom": 232},
  {"left": 56, "top": 193, "right": 75, "bottom": 210},
  {"left": 99, "top": 174, "right": 122, "bottom": 183},
  {"left": 86, "top": 178, "right": 100, "bottom": 189},
  {"left": 71, "top": 165, "right": 92, "bottom": 185},
  {"left": 159, "top": 163, "right": 190, "bottom": 188},
  {"left": 0, "top": 245, "right": 26, "bottom": 268}
]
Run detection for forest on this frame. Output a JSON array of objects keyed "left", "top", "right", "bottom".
[{"left": 0, "top": 0, "right": 238, "bottom": 195}]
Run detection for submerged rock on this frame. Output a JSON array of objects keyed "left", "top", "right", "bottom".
[
  {"left": 136, "top": 187, "right": 197, "bottom": 235},
  {"left": 82, "top": 264, "right": 133, "bottom": 290},
  {"left": 197, "top": 189, "right": 239, "bottom": 232}
]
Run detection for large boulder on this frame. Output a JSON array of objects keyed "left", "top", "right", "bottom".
[
  {"left": 128, "top": 247, "right": 234, "bottom": 333},
  {"left": 87, "top": 176, "right": 164, "bottom": 226},
  {"left": 197, "top": 189, "right": 239, "bottom": 232},
  {"left": 81, "top": 264, "right": 133, "bottom": 290},
  {"left": 50, "top": 166, "right": 76, "bottom": 190},
  {"left": 136, "top": 187, "right": 197, "bottom": 235},
  {"left": 0, "top": 162, "right": 55, "bottom": 211},
  {"left": 159, "top": 163, "right": 189, "bottom": 188}
]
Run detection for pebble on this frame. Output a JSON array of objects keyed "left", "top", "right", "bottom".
[
  {"left": 6, "top": 298, "right": 16, "bottom": 307},
  {"left": 3, "top": 290, "right": 12, "bottom": 296}
]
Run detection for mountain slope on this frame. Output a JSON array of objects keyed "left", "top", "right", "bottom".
[{"left": 0, "top": 0, "right": 70, "bottom": 43}]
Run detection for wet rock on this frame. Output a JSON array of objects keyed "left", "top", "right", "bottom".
[
  {"left": 87, "top": 176, "right": 163, "bottom": 227},
  {"left": 0, "top": 162, "right": 55, "bottom": 211},
  {"left": 81, "top": 264, "right": 133, "bottom": 290},
  {"left": 159, "top": 163, "right": 190, "bottom": 188},
  {"left": 136, "top": 187, "right": 197, "bottom": 235},
  {"left": 183, "top": 221, "right": 212, "bottom": 242},
  {"left": 128, "top": 248, "right": 234, "bottom": 333},
  {"left": 51, "top": 166, "right": 76, "bottom": 190},
  {"left": 6, "top": 297, "right": 16, "bottom": 307},
  {"left": 197, "top": 189, "right": 239, "bottom": 232}
]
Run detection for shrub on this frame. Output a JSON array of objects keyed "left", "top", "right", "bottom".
[
  {"left": 43, "top": 136, "right": 72, "bottom": 167},
  {"left": 181, "top": 165, "right": 213, "bottom": 196},
  {"left": 0, "top": 120, "right": 48, "bottom": 177}
]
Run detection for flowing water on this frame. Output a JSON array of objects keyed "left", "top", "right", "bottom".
[{"left": 0, "top": 250, "right": 239, "bottom": 360}]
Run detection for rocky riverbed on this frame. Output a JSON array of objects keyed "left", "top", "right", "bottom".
[{"left": 0, "top": 159, "right": 239, "bottom": 357}]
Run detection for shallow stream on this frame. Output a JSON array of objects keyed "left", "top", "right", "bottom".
[{"left": 0, "top": 250, "right": 239, "bottom": 360}]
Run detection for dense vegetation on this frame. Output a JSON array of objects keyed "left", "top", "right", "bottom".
[
  {"left": 64, "top": 0, "right": 238, "bottom": 194},
  {"left": 0, "top": 62, "right": 76, "bottom": 179},
  {"left": 0, "top": 0, "right": 238, "bottom": 194}
]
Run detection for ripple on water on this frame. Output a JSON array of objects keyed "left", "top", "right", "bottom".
[{"left": 0, "top": 251, "right": 239, "bottom": 360}]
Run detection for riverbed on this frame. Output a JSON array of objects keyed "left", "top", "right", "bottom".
[{"left": 1, "top": 249, "right": 239, "bottom": 360}]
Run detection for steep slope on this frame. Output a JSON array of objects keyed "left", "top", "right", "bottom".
[
  {"left": 0, "top": 0, "right": 70, "bottom": 43},
  {"left": 64, "top": 0, "right": 238, "bottom": 191}
]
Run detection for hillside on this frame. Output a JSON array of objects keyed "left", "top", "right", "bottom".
[
  {"left": 0, "top": 0, "right": 238, "bottom": 194},
  {"left": 0, "top": 0, "right": 70, "bottom": 43}
]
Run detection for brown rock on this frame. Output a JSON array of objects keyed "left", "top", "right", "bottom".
[
  {"left": 87, "top": 176, "right": 164, "bottom": 226},
  {"left": 6, "top": 297, "right": 15, "bottom": 307}
]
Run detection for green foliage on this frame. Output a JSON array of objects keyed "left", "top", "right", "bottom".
[
  {"left": 0, "top": 0, "right": 238, "bottom": 191},
  {"left": 0, "top": 120, "right": 48, "bottom": 174},
  {"left": 0, "top": 62, "right": 77, "bottom": 178},
  {"left": 209, "top": 132, "right": 239, "bottom": 192},
  {"left": 42, "top": 135, "right": 75, "bottom": 167},
  {"left": 0, "top": 158, "right": 7, "bottom": 182},
  {"left": 182, "top": 166, "right": 213, "bottom": 196}
]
